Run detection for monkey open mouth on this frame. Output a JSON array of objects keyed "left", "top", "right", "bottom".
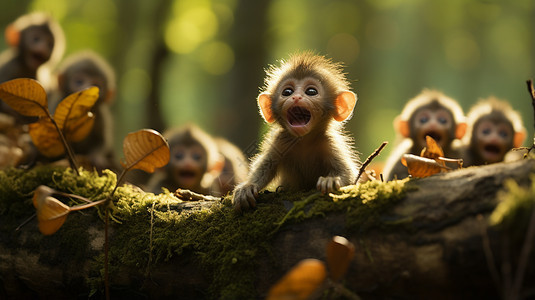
[
  {"left": 178, "top": 170, "right": 197, "bottom": 180},
  {"left": 483, "top": 144, "right": 501, "bottom": 156},
  {"left": 287, "top": 106, "right": 312, "bottom": 127},
  {"left": 32, "top": 52, "right": 49, "bottom": 64}
]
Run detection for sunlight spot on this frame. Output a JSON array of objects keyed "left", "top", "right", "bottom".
[{"left": 197, "top": 41, "right": 235, "bottom": 75}]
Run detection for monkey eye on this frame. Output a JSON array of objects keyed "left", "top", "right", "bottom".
[
  {"left": 192, "top": 153, "right": 202, "bottom": 161},
  {"left": 499, "top": 130, "right": 509, "bottom": 138},
  {"left": 481, "top": 128, "right": 491, "bottom": 135},
  {"left": 174, "top": 151, "right": 185, "bottom": 160},
  {"left": 282, "top": 88, "right": 293, "bottom": 96},
  {"left": 438, "top": 117, "right": 448, "bottom": 125},
  {"left": 305, "top": 87, "right": 318, "bottom": 96},
  {"left": 419, "top": 116, "right": 429, "bottom": 124}
]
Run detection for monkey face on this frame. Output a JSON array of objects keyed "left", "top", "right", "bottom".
[
  {"left": 276, "top": 77, "right": 324, "bottom": 137},
  {"left": 473, "top": 120, "right": 513, "bottom": 163},
  {"left": 67, "top": 72, "right": 105, "bottom": 97},
  {"left": 21, "top": 26, "right": 54, "bottom": 71},
  {"left": 169, "top": 144, "right": 207, "bottom": 190},
  {"left": 412, "top": 107, "right": 454, "bottom": 150}
]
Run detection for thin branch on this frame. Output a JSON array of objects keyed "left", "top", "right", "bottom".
[
  {"left": 355, "top": 141, "right": 388, "bottom": 184},
  {"left": 527, "top": 79, "right": 535, "bottom": 130},
  {"left": 477, "top": 215, "right": 501, "bottom": 293}
]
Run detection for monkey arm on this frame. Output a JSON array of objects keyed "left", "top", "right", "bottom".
[{"left": 232, "top": 148, "right": 279, "bottom": 211}]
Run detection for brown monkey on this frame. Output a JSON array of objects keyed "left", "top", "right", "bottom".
[
  {"left": 0, "top": 12, "right": 64, "bottom": 122},
  {"left": 382, "top": 89, "right": 467, "bottom": 181},
  {"left": 0, "top": 12, "right": 64, "bottom": 82},
  {"left": 147, "top": 124, "right": 223, "bottom": 195},
  {"left": 50, "top": 51, "right": 117, "bottom": 171},
  {"left": 232, "top": 52, "right": 359, "bottom": 211},
  {"left": 461, "top": 97, "right": 525, "bottom": 167},
  {"left": 211, "top": 137, "right": 249, "bottom": 196}
]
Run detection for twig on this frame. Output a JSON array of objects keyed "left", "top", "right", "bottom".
[
  {"left": 477, "top": 215, "right": 501, "bottom": 293},
  {"left": 146, "top": 201, "right": 156, "bottom": 278},
  {"left": 355, "top": 141, "right": 388, "bottom": 184},
  {"left": 527, "top": 79, "right": 535, "bottom": 129},
  {"left": 174, "top": 189, "right": 221, "bottom": 202}
]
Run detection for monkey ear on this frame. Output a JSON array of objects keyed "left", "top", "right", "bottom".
[
  {"left": 333, "top": 91, "right": 357, "bottom": 122},
  {"left": 514, "top": 130, "right": 526, "bottom": 148},
  {"left": 5, "top": 25, "right": 20, "bottom": 47},
  {"left": 455, "top": 122, "right": 467, "bottom": 140},
  {"left": 394, "top": 117, "right": 410, "bottom": 138},
  {"left": 258, "top": 93, "right": 275, "bottom": 123}
]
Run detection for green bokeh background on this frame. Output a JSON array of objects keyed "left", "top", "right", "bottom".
[{"left": 1, "top": 0, "right": 533, "bottom": 163}]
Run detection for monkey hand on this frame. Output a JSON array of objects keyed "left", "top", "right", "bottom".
[
  {"left": 316, "top": 176, "right": 341, "bottom": 194},
  {"left": 232, "top": 182, "right": 259, "bottom": 211}
]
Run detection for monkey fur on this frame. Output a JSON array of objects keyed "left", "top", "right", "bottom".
[{"left": 232, "top": 52, "right": 360, "bottom": 211}]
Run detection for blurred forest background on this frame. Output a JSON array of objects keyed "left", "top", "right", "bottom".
[{"left": 1, "top": 0, "right": 534, "bottom": 163}]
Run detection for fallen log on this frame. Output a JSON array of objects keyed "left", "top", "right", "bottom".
[{"left": 0, "top": 159, "right": 534, "bottom": 299}]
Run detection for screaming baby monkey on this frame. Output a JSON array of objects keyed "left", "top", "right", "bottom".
[
  {"left": 382, "top": 89, "right": 467, "bottom": 181},
  {"left": 232, "top": 52, "right": 360, "bottom": 211},
  {"left": 147, "top": 124, "right": 223, "bottom": 195},
  {"left": 461, "top": 97, "right": 525, "bottom": 167}
]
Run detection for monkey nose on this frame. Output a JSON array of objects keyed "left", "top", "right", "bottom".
[{"left": 292, "top": 95, "right": 302, "bottom": 101}]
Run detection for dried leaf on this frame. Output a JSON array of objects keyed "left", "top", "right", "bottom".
[
  {"left": 402, "top": 154, "right": 449, "bottom": 178},
  {"left": 36, "top": 196, "right": 69, "bottom": 235},
  {"left": 32, "top": 185, "right": 56, "bottom": 209},
  {"left": 420, "top": 136, "right": 445, "bottom": 166},
  {"left": 0, "top": 78, "right": 48, "bottom": 117},
  {"left": 63, "top": 112, "right": 95, "bottom": 142},
  {"left": 267, "top": 259, "right": 326, "bottom": 300},
  {"left": 122, "top": 129, "right": 170, "bottom": 173},
  {"left": 326, "top": 236, "right": 355, "bottom": 281},
  {"left": 28, "top": 118, "right": 64, "bottom": 157},
  {"left": 55, "top": 87, "right": 98, "bottom": 141}
]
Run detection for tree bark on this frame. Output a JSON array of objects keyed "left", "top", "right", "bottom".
[{"left": 1, "top": 159, "right": 534, "bottom": 299}]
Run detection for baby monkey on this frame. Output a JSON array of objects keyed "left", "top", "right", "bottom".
[
  {"left": 148, "top": 124, "right": 223, "bottom": 195},
  {"left": 383, "top": 89, "right": 467, "bottom": 181},
  {"left": 461, "top": 97, "right": 525, "bottom": 167},
  {"left": 233, "top": 52, "right": 359, "bottom": 211}
]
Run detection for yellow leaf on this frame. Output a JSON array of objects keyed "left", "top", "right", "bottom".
[
  {"left": 0, "top": 78, "right": 48, "bottom": 117},
  {"left": 122, "top": 129, "right": 170, "bottom": 173},
  {"left": 54, "top": 87, "right": 99, "bottom": 141},
  {"left": 32, "top": 185, "right": 56, "bottom": 209},
  {"left": 267, "top": 259, "right": 326, "bottom": 300},
  {"left": 402, "top": 154, "right": 448, "bottom": 178},
  {"left": 420, "top": 136, "right": 445, "bottom": 165},
  {"left": 326, "top": 236, "right": 355, "bottom": 281},
  {"left": 36, "top": 196, "right": 70, "bottom": 235},
  {"left": 28, "top": 118, "right": 64, "bottom": 157},
  {"left": 63, "top": 112, "right": 95, "bottom": 142}
]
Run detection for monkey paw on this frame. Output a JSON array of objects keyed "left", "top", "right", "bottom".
[
  {"left": 316, "top": 176, "right": 341, "bottom": 194},
  {"left": 232, "top": 183, "right": 259, "bottom": 211}
]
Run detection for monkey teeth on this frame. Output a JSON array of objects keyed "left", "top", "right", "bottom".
[{"left": 287, "top": 106, "right": 312, "bottom": 127}]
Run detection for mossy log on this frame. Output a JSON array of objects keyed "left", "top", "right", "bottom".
[{"left": 1, "top": 159, "right": 535, "bottom": 299}]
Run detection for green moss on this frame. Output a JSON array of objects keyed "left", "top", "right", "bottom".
[
  {"left": 490, "top": 174, "right": 535, "bottom": 235},
  {"left": 0, "top": 166, "right": 411, "bottom": 299}
]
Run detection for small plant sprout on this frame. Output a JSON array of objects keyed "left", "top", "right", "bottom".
[
  {"left": 0, "top": 78, "right": 99, "bottom": 174},
  {"left": 31, "top": 129, "right": 170, "bottom": 235}
]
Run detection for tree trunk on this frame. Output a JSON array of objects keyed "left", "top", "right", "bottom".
[{"left": 1, "top": 159, "right": 534, "bottom": 299}]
